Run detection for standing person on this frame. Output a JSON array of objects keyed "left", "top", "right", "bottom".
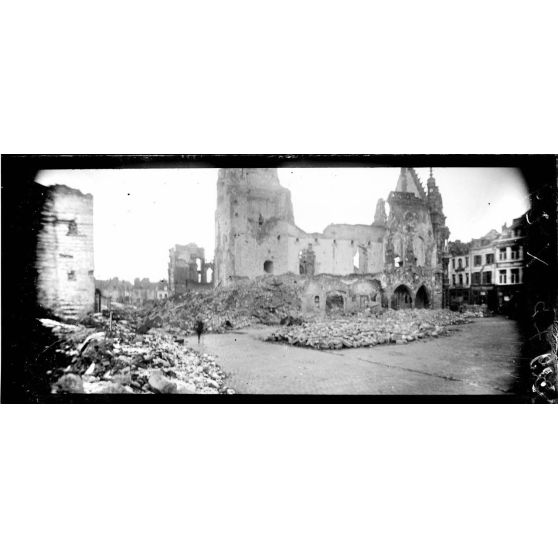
[{"left": 195, "top": 318, "right": 205, "bottom": 344}]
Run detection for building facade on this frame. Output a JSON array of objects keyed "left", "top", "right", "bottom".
[
  {"left": 95, "top": 277, "right": 169, "bottom": 308},
  {"left": 214, "top": 167, "right": 450, "bottom": 310},
  {"left": 448, "top": 216, "right": 526, "bottom": 313}
]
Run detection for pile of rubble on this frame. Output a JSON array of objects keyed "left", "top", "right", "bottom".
[
  {"left": 265, "top": 309, "right": 478, "bottom": 350},
  {"left": 141, "top": 274, "right": 303, "bottom": 333},
  {"left": 39, "top": 316, "right": 232, "bottom": 395}
]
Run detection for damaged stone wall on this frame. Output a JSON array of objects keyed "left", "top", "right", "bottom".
[
  {"left": 301, "top": 274, "right": 384, "bottom": 315},
  {"left": 36, "top": 184, "right": 94, "bottom": 320}
]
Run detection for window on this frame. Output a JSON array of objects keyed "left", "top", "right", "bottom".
[
  {"left": 472, "top": 272, "right": 481, "bottom": 285},
  {"left": 474, "top": 255, "right": 482, "bottom": 266},
  {"left": 486, "top": 253, "right": 494, "bottom": 265},
  {"left": 452, "top": 258, "right": 456, "bottom": 269},
  {"left": 511, "top": 268, "right": 520, "bottom": 284},
  {"left": 511, "top": 246, "right": 520, "bottom": 260},
  {"left": 314, "top": 296, "right": 320, "bottom": 308},
  {"left": 67, "top": 221, "right": 78, "bottom": 235},
  {"left": 459, "top": 274, "right": 463, "bottom": 285},
  {"left": 263, "top": 260, "right": 273, "bottom": 273},
  {"left": 353, "top": 250, "right": 360, "bottom": 270},
  {"left": 482, "top": 271, "right": 492, "bottom": 284},
  {"left": 465, "top": 257, "right": 469, "bottom": 267},
  {"left": 466, "top": 273, "right": 469, "bottom": 284},
  {"left": 258, "top": 214, "right": 264, "bottom": 226},
  {"left": 458, "top": 258, "right": 463, "bottom": 269},
  {"left": 452, "top": 274, "right": 456, "bottom": 286},
  {"left": 67, "top": 270, "right": 76, "bottom": 281},
  {"left": 499, "top": 270, "right": 506, "bottom": 284},
  {"left": 499, "top": 248, "right": 507, "bottom": 261}
]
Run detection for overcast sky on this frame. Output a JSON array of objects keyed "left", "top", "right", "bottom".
[{"left": 36, "top": 167, "right": 529, "bottom": 282}]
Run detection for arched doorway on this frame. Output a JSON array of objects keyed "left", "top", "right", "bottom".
[
  {"left": 95, "top": 289, "right": 102, "bottom": 312},
  {"left": 263, "top": 260, "right": 274, "bottom": 273},
  {"left": 415, "top": 285, "right": 431, "bottom": 309},
  {"left": 391, "top": 284, "right": 413, "bottom": 310},
  {"left": 369, "top": 279, "right": 383, "bottom": 304},
  {"left": 326, "top": 291, "right": 346, "bottom": 315}
]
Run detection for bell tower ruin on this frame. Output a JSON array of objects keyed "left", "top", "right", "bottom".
[{"left": 214, "top": 168, "right": 295, "bottom": 285}]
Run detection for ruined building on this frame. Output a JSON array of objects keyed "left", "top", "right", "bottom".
[
  {"left": 214, "top": 168, "right": 450, "bottom": 311},
  {"left": 36, "top": 184, "right": 95, "bottom": 320},
  {"left": 168, "top": 243, "right": 214, "bottom": 295}
]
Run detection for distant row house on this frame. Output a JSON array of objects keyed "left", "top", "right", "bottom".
[
  {"left": 95, "top": 277, "right": 168, "bottom": 310},
  {"left": 447, "top": 215, "right": 526, "bottom": 314}
]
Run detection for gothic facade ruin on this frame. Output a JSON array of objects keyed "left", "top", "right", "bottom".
[{"left": 214, "top": 167, "right": 450, "bottom": 311}]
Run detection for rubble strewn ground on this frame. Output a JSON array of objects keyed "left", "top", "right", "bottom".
[
  {"left": 141, "top": 275, "right": 303, "bottom": 333},
  {"left": 40, "top": 315, "right": 232, "bottom": 395},
  {"left": 37, "top": 276, "right": 495, "bottom": 394},
  {"left": 264, "top": 309, "right": 481, "bottom": 350}
]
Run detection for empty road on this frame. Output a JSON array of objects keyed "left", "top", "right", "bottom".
[{"left": 187, "top": 317, "right": 523, "bottom": 395}]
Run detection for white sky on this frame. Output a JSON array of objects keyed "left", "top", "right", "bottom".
[{"left": 36, "top": 167, "right": 529, "bottom": 282}]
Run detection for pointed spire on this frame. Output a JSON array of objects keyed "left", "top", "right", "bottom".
[
  {"left": 398, "top": 167, "right": 407, "bottom": 192},
  {"left": 427, "top": 167, "right": 437, "bottom": 192},
  {"left": 374, "top": 198, "right": 387, "bottom": 225}
]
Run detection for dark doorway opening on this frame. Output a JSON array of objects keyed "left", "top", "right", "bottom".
[
  {"left": 95, "top": 289, "right": 102, "bottom": 313},
  {"left": 391, "top": 285, "right": 413, "bottom": 310},
  {"left": 326, "top": 292, "right": 346, "bottom": 314},
  {"left": 415, "top": 285, "right": 431, "bottom": 309},
  {"left": 263, "top": 260, "right": 274, "bottom": 273}
]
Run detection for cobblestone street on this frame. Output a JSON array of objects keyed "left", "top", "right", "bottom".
[{"left": 189, "top": 317, "right": 523, "bottom": 395}]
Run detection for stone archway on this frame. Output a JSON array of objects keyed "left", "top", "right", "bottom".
[
  {"left": 391, "top": 284, "right": 413, "bottom": 310},
  {"left": 415, "top": 284, "right": 431, "bottom": 309},
  {"left": 369, "top": 279, "right": 383, "bottom": 303},
  {"left": 326, "top": 291, "right": 346, "bottom": 315}
]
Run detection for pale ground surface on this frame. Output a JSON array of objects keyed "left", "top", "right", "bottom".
[{"left": 185, "top": 317, "right": 522, "bottom": 395}]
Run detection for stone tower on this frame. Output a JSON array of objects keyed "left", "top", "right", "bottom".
[{"left": 214, "top": 169, "right": 295, "bottom": 286}]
